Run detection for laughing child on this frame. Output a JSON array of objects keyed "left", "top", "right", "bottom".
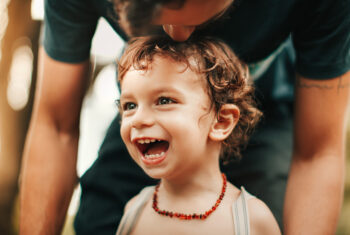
[{"left": 115, "top": 36, "right": 281, "bottom": 235}]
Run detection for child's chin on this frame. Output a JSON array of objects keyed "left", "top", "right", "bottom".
[{"left": 142, "top": 168, "right": 167, "bottom": 180}]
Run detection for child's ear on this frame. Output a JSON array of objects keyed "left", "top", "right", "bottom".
[{"left": 209, "top": 104, "right": 240, "bottom": 141}]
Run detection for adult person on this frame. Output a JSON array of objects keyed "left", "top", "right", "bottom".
[{"left": 19, "top": 0, "right": 350, "bottom": 235}]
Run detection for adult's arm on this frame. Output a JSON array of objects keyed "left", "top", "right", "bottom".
[
  {"left": 19, "top": 47, "right": 90, "bottom": 235},
  {"left": 284, "top": 72, "right": 350, "bottom": 234}
]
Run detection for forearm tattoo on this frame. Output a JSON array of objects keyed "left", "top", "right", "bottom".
[
  {"left": 337, "top": 77, "right": 350, "bottom": 92},
  {"left": 297, "top": 76, "right": 350, "bottom": 93}
]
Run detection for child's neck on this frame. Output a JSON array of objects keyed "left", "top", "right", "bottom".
[
  {"left": 158, "top": 143, "right": 224, "bottom": 201},
  {"left": 160, "top": 167, "right": 223, "bottom": 198}
]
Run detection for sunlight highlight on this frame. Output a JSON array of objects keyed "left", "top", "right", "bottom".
[{"left": 7, "top": 42, "right": 34, "bottom": 111}]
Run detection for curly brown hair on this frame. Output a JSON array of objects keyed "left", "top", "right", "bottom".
[{"left": 118, "top": 36, "right": 262, "bottom": 162}]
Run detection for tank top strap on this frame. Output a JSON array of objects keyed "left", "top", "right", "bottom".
[
  {"left": 116, "top": 186, "right": 155, "bottom": 235},
  {"left": 232, "top": 186, "right": 255, "bottom": 235}
]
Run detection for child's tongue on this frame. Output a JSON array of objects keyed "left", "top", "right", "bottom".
[{"left": 145, "top": 141, "right": 169, "bottom": 155}]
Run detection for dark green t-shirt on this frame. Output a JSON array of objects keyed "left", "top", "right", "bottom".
[{"left": 43, "top": 0, "right": 350, "bottom": 76}]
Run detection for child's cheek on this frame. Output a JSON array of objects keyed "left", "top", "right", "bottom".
[{"left": 120, "top": 121, "right": 130, "bottom": 146}]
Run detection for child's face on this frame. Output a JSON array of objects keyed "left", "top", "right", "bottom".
[{"left": 119, "top": 56, "right": 218, "bottom": 180}]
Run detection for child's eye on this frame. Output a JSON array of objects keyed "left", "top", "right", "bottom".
[
  {"left": 123, "top": 102, "right": 137, "bottom": 110},
  {"left": 157, "top": 97, "right": 175, "bottom": 105}
]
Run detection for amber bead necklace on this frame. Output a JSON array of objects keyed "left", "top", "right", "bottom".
[{"left": 152, "top": 173, "right": 227, "bottom": 220}]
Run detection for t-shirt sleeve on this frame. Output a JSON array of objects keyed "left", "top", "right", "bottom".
[
  {"left": 43, "top": 0, "right": 99, "bottom": 63},
  {"left": 292, "top": 0, "right": 350, "bottom": 79}
]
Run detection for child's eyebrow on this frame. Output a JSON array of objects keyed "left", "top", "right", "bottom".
[
  {"left": 149, "top": 86, "right": 189, "bottom": 99},
  {"left": 119, "top": 92, "right": 134, "bottom": 102},
  {"left": 119, "top": 86, "right": 184, "bottom": 100},
  {"left": 152, "top": 86, "right": 182, "bottom": 93}
]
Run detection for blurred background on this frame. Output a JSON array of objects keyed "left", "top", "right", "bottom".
[{"left": 0, "top": 1, "right": 349, "bottom": 234}]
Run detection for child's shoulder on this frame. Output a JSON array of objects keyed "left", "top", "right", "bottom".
[
  {"left": 124, "top": 186, "right": 155, "bottom": 213},
  {"left": 227, "top": 184, "right": 281, "bottom": 235},
  {"left": 245, "top": 193, "right": 281, "bottom": 235}
]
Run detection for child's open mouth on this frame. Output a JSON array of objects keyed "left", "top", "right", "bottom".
[{"left": 135, "top": 139, "right": 169, "bottom": 164}]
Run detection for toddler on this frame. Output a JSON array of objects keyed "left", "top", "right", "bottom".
[{"left": 116, "top": 36, "right": 281, "bottom": 235}]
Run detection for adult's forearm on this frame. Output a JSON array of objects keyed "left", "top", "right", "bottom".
[
  {"left": 284, "top": 152, "right": 345, "bottom": 234},
  {"left": 20, "top": 123, "right": 79, "bottom": 235}
]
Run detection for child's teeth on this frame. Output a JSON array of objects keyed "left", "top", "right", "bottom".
[
  {"left": 145, "top": 154, "right": 157, "bottom": 158},
  {"left": 138, "top": 139, "right": 159, "bottom": 144},
  {"left": 145, "top": 152, "right": 165, "bottom": 158}
]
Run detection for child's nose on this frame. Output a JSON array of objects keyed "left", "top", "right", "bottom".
[{"left": 131, "top": 107, "right": 155, "bottom": 129}]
